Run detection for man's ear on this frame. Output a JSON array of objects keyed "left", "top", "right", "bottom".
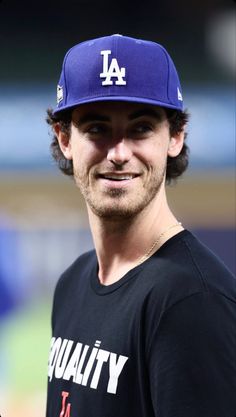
[
  {"left": 54, "top": 123, "right": 72, "bottom": 160},
  {"left": 167, "top": 130, "right": 185, "bottom": 158}
]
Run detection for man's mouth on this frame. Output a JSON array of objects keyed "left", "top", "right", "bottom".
[{"left": 98, "top": 173, "right": 139, "bottom": 181}]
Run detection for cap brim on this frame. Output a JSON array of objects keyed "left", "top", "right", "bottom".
[{"left": 53, "top": 95, "right": 183, "bottom": 115}]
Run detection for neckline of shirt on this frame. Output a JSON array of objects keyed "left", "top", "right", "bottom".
[{"left": 90, "top": 229, "right": 190, "bottom": 295}]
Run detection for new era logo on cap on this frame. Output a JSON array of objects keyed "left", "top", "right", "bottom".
[
  {"left": 57, "top": 85, "right": 63, "bottom": 104},
  {"left": 54, "top": 34, "right": 184, "bottom": 115},
  {"left": 177, "top": 87, "right": 183, "bottom": 101}
]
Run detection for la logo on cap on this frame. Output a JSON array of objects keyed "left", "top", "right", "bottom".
[{"left": 100, "top": 50, "right": 126, "bottom": 86}]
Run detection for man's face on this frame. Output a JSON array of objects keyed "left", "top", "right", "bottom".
[{"left": 56, "top": 101, "right": 184, "bottom": 220}]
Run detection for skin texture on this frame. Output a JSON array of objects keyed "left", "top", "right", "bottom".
[{"left": 55, "top": 101, "right": 185, "bottom": 284}]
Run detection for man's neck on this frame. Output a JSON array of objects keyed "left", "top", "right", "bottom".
[{"left": 87, "top": 192, "right": 182, "bottom": 286}]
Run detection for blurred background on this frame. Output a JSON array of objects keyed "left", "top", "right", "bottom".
[{"left": 0, "top": 0, "right": 235, "bottom": 415}]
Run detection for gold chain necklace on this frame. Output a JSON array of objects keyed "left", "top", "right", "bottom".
[{"left": 137, "top": 222, "right": 182, "bottom": 266}]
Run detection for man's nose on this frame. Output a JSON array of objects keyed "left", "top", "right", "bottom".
[{"left": 107, "top": 139, "right": 132, "bottom": 166}]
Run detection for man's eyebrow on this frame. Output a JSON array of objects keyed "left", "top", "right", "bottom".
[
  {"left": 128, "top": 108, "right": 164, "bottom": 121},
  {"left": 74, "top": 113, "right": 110, "bottom": 126},
  {"left": 74, "top": 107, "right": 164, "bottom": 126}
]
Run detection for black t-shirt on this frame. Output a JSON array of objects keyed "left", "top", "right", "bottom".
[{"left": 46, "top": 230, "right": 236, "bottom": 417}]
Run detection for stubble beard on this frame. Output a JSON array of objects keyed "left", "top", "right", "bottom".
[{"left": 74, "top": 166, "right": 166, "bottom": 221}]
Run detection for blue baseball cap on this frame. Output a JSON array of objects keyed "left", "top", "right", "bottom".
[{"left": 54, "top": 34, "right": 183, "bottom": 115}]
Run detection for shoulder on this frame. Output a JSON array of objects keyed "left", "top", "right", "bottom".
[
  {"left": 142, "top": 230, "right": 236, "bottom": 313},
  {"left": 62, "top": 249, "right": 95, "bottom": 276},
  {"left": 54, "top": 249, "right": 96, "bottom": 298},
  {"left": 179, "top": 230, "right": 236, "bottom": 297}
]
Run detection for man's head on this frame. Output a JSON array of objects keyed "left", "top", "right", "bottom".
[
  {"left": 48, "top": 34, "right": 189, "bottom": 182},
  {"left": 47, "top": 35, "right": 189, "bottom": 218}
]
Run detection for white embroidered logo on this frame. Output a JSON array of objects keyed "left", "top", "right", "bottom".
[
  {"left": 177, "top": 87, "right": 183, "bottom": 101},
  {"left": 57, "top": 85, "right": 63, "bottom": 104},
  {"left": 100, "top": 50, "right": 126, "bottom": 86}
]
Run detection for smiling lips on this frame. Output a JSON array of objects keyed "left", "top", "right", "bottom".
[{"left": 98, "top": 173, "right": 139, "bottom": 181}]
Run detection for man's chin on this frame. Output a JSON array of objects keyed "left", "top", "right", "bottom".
[{"left": 88, "top": 201, "right": 144, "bottom": 220}]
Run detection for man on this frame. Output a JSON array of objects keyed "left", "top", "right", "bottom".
[{"left": 46, "top": 34, "right": 236, "bottom": 417}]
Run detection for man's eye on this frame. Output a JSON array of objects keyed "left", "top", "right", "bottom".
[
  {"left": 131, "top": 123, "right": 153, "bottom": 135},
  {"left": 136, "top": 125, "right": 151, "bottom": 132},
  {"left": 87, "top": 124, "right": 107, "bottom": 134}
]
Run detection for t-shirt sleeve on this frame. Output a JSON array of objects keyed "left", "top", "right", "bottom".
[{"left": 146, "top": 291, "right": 236, "bottom": 417}]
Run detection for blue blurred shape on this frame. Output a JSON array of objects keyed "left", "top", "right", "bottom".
[{"left": 0, "top": 217, "right": 21, "bottom": 319}]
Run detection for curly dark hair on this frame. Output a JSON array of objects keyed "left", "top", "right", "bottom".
[{"left": 46, "top": 106, "right": 189, "bottom": 184}]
